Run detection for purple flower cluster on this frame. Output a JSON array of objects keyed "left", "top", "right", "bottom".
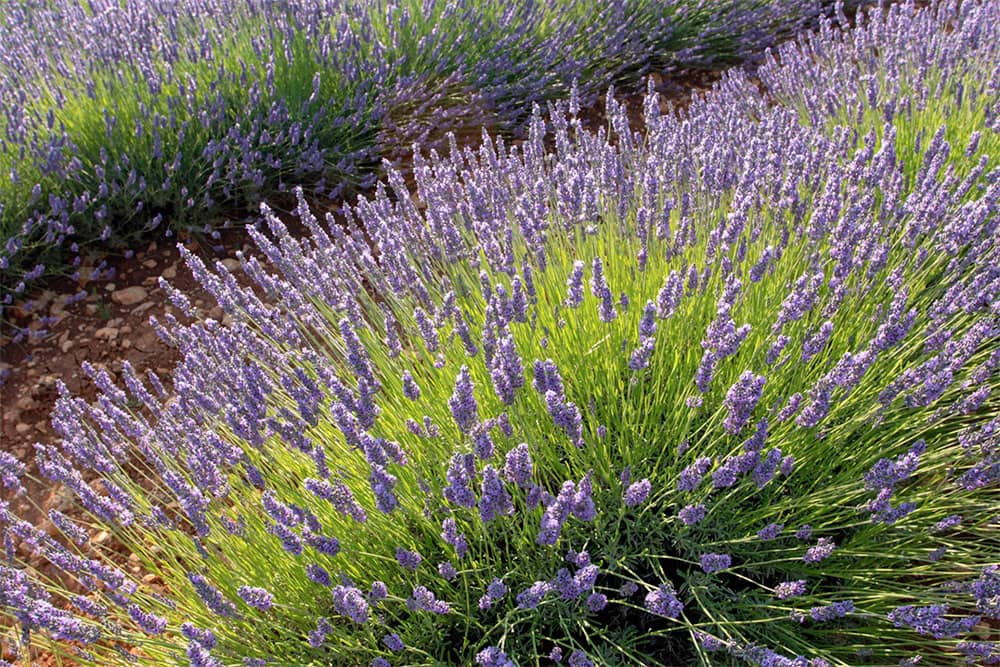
[
  {"left": 4, "top": 1, "right": 1000, "bottom": 664},
  {"left": 536, "top": 474, "right": 596, "bottom": 545},
  {"left": 700, "top": 553, "right": 732, "bottom": 574},
  {"left": 623, "top": 478, "right": 652, "bottom": 507},
  {"left": 775, "top": 580, "right": 808, "bottom": 600},
  {"left": 803, "top": 537, "right": 836, "bottom": 564},
  {"left": 723, "top": 371, "right": 766, "bottom": 434},
  {"left": 644, "top": 583, "right": 684, "bottom": 618},
  {"left": 861, "top": 440, "right": 926, "bottom": 524},
  {"left": 809, "top": 600, "right": 854, "bottom": 622},
  {"left": 888, "top": 604, "right": 981, "bottom": 639}
]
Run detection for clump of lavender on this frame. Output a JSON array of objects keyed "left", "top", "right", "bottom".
[{"left": 2, "top": 2, "right": 999, "bottom": 665}]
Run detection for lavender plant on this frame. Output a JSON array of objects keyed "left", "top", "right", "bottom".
[
  {"left": 0, "top": 0, "right": 850, "bottom": 308},
  {"left": 2, "top": 1, "right": 999, "bottom": 665}
]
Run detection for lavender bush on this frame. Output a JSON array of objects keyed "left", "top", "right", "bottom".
[
  {"left": 0, "top": 0, "right": 850, "bottom": 306},
  {"left": 2, "top": 1, "right": 999, "bottom": 665}
]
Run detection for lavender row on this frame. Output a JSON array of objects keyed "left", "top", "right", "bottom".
[
  {"left": 1, "top": 1, "right": 998, "bottom": 665},
  {"left": 0, "top": 0, "right": 852, "bottom": 305}
]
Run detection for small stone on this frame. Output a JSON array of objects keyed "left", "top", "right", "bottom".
[
  {"left": 120, "top": 325, "right": 132, "bottom": 334},
  {"left": 15, "top": 397, "right": 35, "bottom": 411},
  {"left": 15, "top": 423, "right": 31, "bottom": 435},
  {"left": 161, "top": 264, "right": 177, "bottom": 280},
  {"left": 50, "top": 295, "right": 69, "bottom": 317},
  {"left": 120, "top": 339, "right": 132, "bottom": 350},
  {"left": 104, "top": 283, "right": 117, "bottom": 292},
  {"left": 221, "top": 258, "right": 241, "bottom": 272},
  {"left": 142, "top": 259, "right": 158, "bottom": 269},
  {"left": 93, "top": 530, "right": 110, "bottom": 545},
  {"left": 95, "top": 327, "right": 119, "bottom": 341},
  {"left": 60, "top": 339, "right": 75, "bottom": 354},
  {"left": 111, "top": 286, "right": 147, "bottom": 307}
]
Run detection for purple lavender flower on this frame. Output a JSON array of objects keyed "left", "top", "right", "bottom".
[
  {"left": 753, "top": 448, "right": 783, "bottom": 489},
  {"left": 586, "top": 592, "right": 608, "bottom": 612},
  {"left": 476, "top": 647, "right": 515, "bottom": 667},
  {"left": 473, "top": 428, "right": 495, "bottom": 461},
  {"left": 888, "top": 604, "right": 980, "bottom": 639},
  {"left": 383, "top": 633, "right": 404, "bottom": 652},
  {"left": 309, "top": 618, "right": 332, "bottom": 648},
  {"left": 972, "top": 565, "right": 999, "bottom": 619},
  {"left": 402, "top": 371, "right": 421, "bottom": 400},
  {"left": 565, "top": 260, "right": 585, "bottom": 308},
  {"left": 590, "top": 257, "right": 617, "bottom": 322},
  {"left": 956, "top": 641, "right": 999, "bottom": 664},
  {"left": 237, "top": 586, "right": 274, "bottom": 612},
  {"left": 438, "top": 562, "right": 457, "bottom": 581},
  {"left": 503, "top": 443, "right": 533, "bottom": 488},
  {"left": 571, "top": 472, "right": 597, "bottom": 522},
  {"left": 395, "top": 548, "right": 422, "bottom": 572},
  {"left": 810, "top": 600, "right": 854, "bottom": 622},
  {"left": 723, "top": 371, "right": 766, "bottom": 434},
  {"left": 929, "top": 546, "right": 948, "bottom": 562},
  {"left": 441, "top": 518, "right": 469, "bottom": 559},
  {"left": 700, "top": 553, "right": 732, "bottom": 574},
  {"left": 128, "top": 604, "right": 168, "bottom": 634},
  {"left": 370, "top": 581, "right": 389, "bottom": 601},
  {"left": 568, "top": 650, "right": 593, "bottom": 667},
  {"left": 766, "top": 335, "right": 790, "bottom": 365},
  {"left": 795, "top": 525, "right": 813, "bottom": 541},
  {"left": 678, "top": 503, "right": 706, "bottom": 526},
  {"left": 757, "top": 523, "right": 784, "bottom": 541},
  {"left": 0, "top": 451, "right": 26, "bottom": 496},
  {"left": 449, "top": 366, "right": 478, "bottom": 433},
  {"left": 864, "top": 440, "right": 926, "bottom": 490},
  {"left": 407, "top": 586, "right": 450, "bottom": 614},
  {"left": 306, "top": 564, "right": 331, "bottom": 587},
  {"left": 629, "top": 337, "right": 656, "bottom": 371},
  {"left": 694, "top": 351, "right": 718, "bottom": 393},
  {"left": 639, "top": 300, "right": 657, "bottom": 338},
  {"left": 802, "top": 321, "right": 834, "bottom": 362},
  {"left": 694, "top": 631, "right": 728, "bottom": 652},
  {"left": 624, "top": 478, "right": 651, "bottom": 507},
  {"left": 181, "top": 623, "right": 217, "bottom": 649},
  {"left": 644, "top": 584, "right": 684, "bottom": 618},
  {"left": 677, "top": 457, "right": 712, "bottom": 492},
  {"left": 537, "top": 481, "right": 576, "bottom": 545},
  {"left": 332, "top": 585, "right": 370, "bottom": 624},
  {"left": 775, "top": 580, "right": 808, "bottom": 600},
  {"left": 188, "top": 573, "right": 238, "bottom": 618},
  {"left": 516, "top": 580, "right": 552, "bottom": 609},
  {"left": 305, "top": 477, "right": 367, "bottom": 523},
  {"left": 444, "top": 453, "right": 476, "bottom": 508},
  {"left": 803, "top": 537, "right": 836, "bottom": 563},
  {"left": 479, "top": 466, "right": 514, "bottom": 523}
]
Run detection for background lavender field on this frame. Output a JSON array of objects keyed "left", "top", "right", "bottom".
[
  {"left": 0, "top": 0, "right": 851, "bottom": 307},
  {"left": 1, "top": 1, "right": 999, "bottom": 666}
]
